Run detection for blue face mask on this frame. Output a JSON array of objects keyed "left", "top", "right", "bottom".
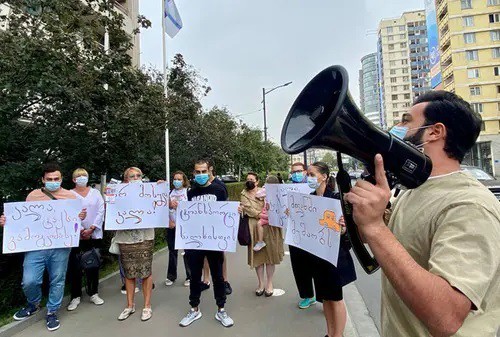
[
  {"left": 291, "top": 172, "right": 304, "bottom": 183},
  {"left": 195, "top": 174, "right": 209, "bottom": 186},
  {"left": 45, "top": 181, "right": 61, "bottom": 192},
  {"left": 307, "top": 177, "right": 320, "bottom": 189},
  {"left": 389, "top": 126, "right": 409, "bottom": 140},
  {"left": 173, "top": 180, "right": 183, "bottom": 189}
]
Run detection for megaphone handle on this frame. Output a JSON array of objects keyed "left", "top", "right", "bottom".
[{"left": 336, "top": 153, "right": 380, "bottom": 275}]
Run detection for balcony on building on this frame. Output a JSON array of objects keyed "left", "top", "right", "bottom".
[
  {"left": 114, "top": 0, "right": 128, "bottom": 15},
  {"left": 437, "top": 1, "right": 448, "bottom": 23}
]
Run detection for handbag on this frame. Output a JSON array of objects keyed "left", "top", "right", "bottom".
[
  {"left": 80, "top": 247, "right": 102, "bottom": 270},
  {"left": 108, "top": 236, "right": 120, "bottom": 255},
  {"left": 238, "top": 215, "right": 251, "bottom": 246}
]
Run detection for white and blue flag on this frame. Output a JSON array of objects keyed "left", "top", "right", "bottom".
[{"left": 164, "top": 0, "right": 182, "bottom": 38}]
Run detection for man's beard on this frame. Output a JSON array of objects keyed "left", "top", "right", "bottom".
[{"left": 404, "top": 127, "right": 427, "bottom": 147}]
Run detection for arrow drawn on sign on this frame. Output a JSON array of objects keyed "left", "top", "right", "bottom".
[{"left": 185, "top": 240, "right": 203, "bottom": 248}]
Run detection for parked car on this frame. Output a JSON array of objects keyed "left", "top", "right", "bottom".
[
  {"left": 461, "top": 165, "right": 500, "bottom": 200},
  {"left": 221, "top": 175, "right": 238, "bottom": 183}
]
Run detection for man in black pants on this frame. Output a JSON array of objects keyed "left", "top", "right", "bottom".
[
  {"left": 179, "top": 159, "right": 234, "bottom": 328},
  {"left": 288, "top": 162, "right": 317, "bottom": 309}
]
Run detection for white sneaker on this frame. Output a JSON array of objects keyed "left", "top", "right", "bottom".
[
  {"left": 179, "top": 308, "right": 202, "bottom": 327},
  {"left": 183, "top": 279, "right": 190, "bottom": 287},
  {"left": 253, "top": 241, "right": 267, "bottom": 252},
  {"left": 141, "top": 307, "right": 152, "bottom": 321},
  {"left": 90, "top": 294, "right": 104, "bottom": 305},
  {"left": 135, "top": 287, "right": 140, "bottom": 293},
  {"left": 165, "top": 278, "right": 174, "bottom": 286},
  {"left": 215, "top": 309, "right": 234, "bottom": 327},
  {"left": 118, "top": 306, "right": 135, "bottom": 321},
  {"left": 67, "top": 297, "right": 80, "bottom": 311}
]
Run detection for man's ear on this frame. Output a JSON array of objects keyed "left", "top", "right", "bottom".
[{"left": 429, "top": 122, "right": 446, "bottom": 141}]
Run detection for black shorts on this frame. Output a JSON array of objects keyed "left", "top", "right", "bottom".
[{"left": 311, "top": 253, "right": 344, "bottom": 302}]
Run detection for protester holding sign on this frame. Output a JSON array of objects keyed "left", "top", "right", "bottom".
[
  {"left": 165, "top": 171, "right": 191, "bottom": 287},
  {"left": 66, "top": 168, "right": 105, "bottom": 312},
  {"left": 114, "top": 167, "right": 155, "bottom": 322},
  {"left": 0, "top": 163, "right": 87, "bottom": 332},
  {"left": 240, "top": 174, "right": 284, "bottom": 298},
  {"left": 179, "top": 159, "right": 234, "bottom": 328},
  {"left": 296, "top": 162, "right": 356, "bottom": 337}
]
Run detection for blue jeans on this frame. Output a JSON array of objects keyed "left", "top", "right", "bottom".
[{"left": 22, "top": 248, "right": 71, "bottom": 313}]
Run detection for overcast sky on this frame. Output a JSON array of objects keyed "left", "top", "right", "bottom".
[{"left": 139, "top": 0, "right": 425, "bottom": 144}]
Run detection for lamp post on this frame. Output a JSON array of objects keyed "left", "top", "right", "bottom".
[{"left": 262, "top": 81, "right": 292, "bottom": 142}]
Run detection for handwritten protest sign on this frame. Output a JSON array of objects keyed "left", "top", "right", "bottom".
[
  {"left": 104, "top": 183, "right": 169, "bottom": 230},
  {"left": 284, "top": 191, "right": 342, "bottom": 266},
  {"left": 175, "top": 201, "right": 240, "bottom": 252},
  {"left": 2, "top": 199, "right": 82, "bottom": 254},
  {"left": 265, "top": 184, "right": 312, "bottom": 228}
]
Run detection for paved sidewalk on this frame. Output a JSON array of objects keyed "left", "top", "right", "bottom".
[{"left": 1, "top": 246, "right": 379, "bottom": 337}]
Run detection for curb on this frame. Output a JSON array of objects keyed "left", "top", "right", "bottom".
[
  {"left": 0, "top": 247, "right": 168, "bottom": 337},
  {"left": 344, "top": 283, "right": 381, "bottom": 337}
]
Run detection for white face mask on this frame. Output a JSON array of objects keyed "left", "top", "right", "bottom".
[{"left": 75, "top": 176, "right": 88, "bottom": 187}]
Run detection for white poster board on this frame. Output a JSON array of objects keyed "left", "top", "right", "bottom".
[
  {"left": 265, "top": 183, "right": 312, "bottom": 228},
  {"left": 2, "top": 199, "right": 82, "bottom": 254},
  {"left": 104, "top": 182, "right": 169, "bottom": 230},
  {"left": 175, "top": 201, "right": 240, "bottom": 252},
  {"left": 284, "top": 191, "right": 342, "bottom": 266}
]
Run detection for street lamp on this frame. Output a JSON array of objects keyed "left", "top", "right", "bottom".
[{"left": 262, "top": 81, "right": 292, "bottom": 142}]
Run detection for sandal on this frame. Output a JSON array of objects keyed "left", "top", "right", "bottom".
[
  {"left": 265, "top": 290, "right": 274, "bottom": 297},
  {"left": 255, "top": 289, "right": 264, "bottom": 297}
]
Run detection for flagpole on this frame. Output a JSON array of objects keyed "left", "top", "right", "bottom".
[{"left": 162, "top": 0, "right": 170, "bottom": 184}]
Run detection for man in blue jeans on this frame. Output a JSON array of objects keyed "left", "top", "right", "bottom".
[{"left": 0, "top": 163, "right": 86, "bottom": 331}]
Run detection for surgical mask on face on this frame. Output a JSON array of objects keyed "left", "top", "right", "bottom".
[
  {"left": 389, "top": 126, "right": 409, "bottom": 140},
  {"left": 129, "top": 179, "right": 141, "bottom": 184},
  {"left": 291, "top": 172, "right": 304, "bottom": 183},
  {"left": 75, "top": 176, "right": 88, "bottom": 187},
  {"left": 245, "top": 181, "right": 256, "bottom": 190},
  {"left": 173, "top": 180, "right": 183, "bottom": 189},
  {"left": 195, "top": 173, "right": 209, "bottom": 186},
  {"left": 390, "top": 125, "right": 432, "bottom": 149},
  {"left": 307, "top": 177, "right": 320, "bottom": 189},
  {"left": 45, "top": 181, "right": 61, "bottom": 192}
]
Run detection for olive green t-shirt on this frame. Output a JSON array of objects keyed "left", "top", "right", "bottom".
[{"left": 382, "top": 171, "right": 500, "bottom": 337}]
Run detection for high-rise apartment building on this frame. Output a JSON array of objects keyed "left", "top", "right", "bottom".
[
  {"left": 378, "top": 10, "right": 431, "bottom": 128},
  {"left": 436, "top": 0, "right": 499, "bottom": 174},
  {"left": 359, "top": 53, "right": 383, "bottom": 127}
]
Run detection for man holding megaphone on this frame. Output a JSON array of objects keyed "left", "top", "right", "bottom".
[{"left": 343, "top": 91, "right": 500, "bottom": 337}]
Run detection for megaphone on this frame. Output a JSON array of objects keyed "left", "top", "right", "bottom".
[{"left": 280, "top": 65, "right": 432, "bottom": 274}]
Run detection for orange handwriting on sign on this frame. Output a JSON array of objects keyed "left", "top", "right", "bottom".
[{"left": 319, "top": 210, "right": 340, "bottom": 232}]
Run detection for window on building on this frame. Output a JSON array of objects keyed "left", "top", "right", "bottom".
[
  {"left": 463, "top": 16, "right": 474, "bottom": 27},
  {"left": 399, "top": 25, "right": 405, "bottom": 31},
  {"left": 392, "top": 85, "right": 398, "bottom": 91},
  {"left": 400, "top": 34, "right": 405, "bottom": 39},
  {"left": 493, "top": 47, "right": 500, "bottom": 58},
  {"left": 488, "top": 0, "right": 499, "bottom": 5},
  {"left": 403, "top": 76, "right": 409, "bottom": 82},
  {"left": 390, "top": 69, "right": 396, "bottom": 75},
  {"left": 401, "top": 51, "right": 408, "bottom": 57},
  {"left": 390, "top": 61, "right": 396, "bottom": 66},
  {"left": 402, "top": 59, "right": 408, "bottom": 65},
  {"left": 400, "top": 42, "right": 406, "bottom": 48},
  {"left": 389, "top": 44, "right": 395, "bottom": 50},
  {"left": 461, "top": 0, "right": 472, "bottom": 9},
  {"left": 392, "top": 94, "right": 398, "bottom": 100},
  {"left": 390, "top": 77, "right": 397, "bottom": 83},
  {"left": 470, "top": 86, "right": 481, "bottom": 95},
  {"left": 468, "top": 69, "right": 480, "bottom": 78},
  {"left": 495, "top": 66, "right": 500, "bottom": 76},
  {"left": 388, "top": 36, "right": 394, "bottom": 41},
  {"left": 491, "top": 30, "right": 500, "bottom": 41},
  {"left": 464, "top": 32, "right": 476, "bottom": 44},
  {"left": 472, "top": 103, "right": 483, "bottom": 113},
  {"left": 466, "top": 50, "right": 479, "bottom": 60},
  {"left": 481, "top": 122, "right": 485, "bottom": 131},
  {"left": 402, "top": 68, "right": 409, "bottom": 74},
  {"left": 497, "top": 85, "right": 500, "bottom": 94},
  {"left": 393, "top": 103, "right": 398, "bottom": 108},
  {"left": 393, "top": 112, "right": 399, "bottom": 119},
  {"left": 490, "top": 13, "right": 500, "bottom": 23},
  {"left": 387, "top": 27, "right": 393, "bottom": 33},
  {"left": 404, "top": 93, "right": 411, "bottom": 99},
  {"left": 404, "top": 85, "right": 410, "bottom": 90}
]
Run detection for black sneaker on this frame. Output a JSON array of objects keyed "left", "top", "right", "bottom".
[
  {"left": 200, "top": 281, "right": 210, "bottom": 292},
  {"left": 121, "top": 285, "right": 126, "bottom": 295},
  {"left": 46, "top": 313, "right": 60, "bottom": 331},
  {"left": 224, "top": 281, "right": 232, "bottom": 295},
  {"left": 13, "top": 303, "right": 39, "bottom": 321}
]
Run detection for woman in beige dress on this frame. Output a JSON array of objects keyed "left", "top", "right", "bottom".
[
  {"left": 114, "top": 167, "right": 155, "bottom": 322},
  {"left": 240, "top": 174, "right": 284, "bottom": 297}
]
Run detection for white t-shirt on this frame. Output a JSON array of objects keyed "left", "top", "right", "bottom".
[
  {"left": 71, "top": 188, "right": 105, "bottom": 239},
  {"left": 169, "top": 188, "right": 188, "bottom": 223}
]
